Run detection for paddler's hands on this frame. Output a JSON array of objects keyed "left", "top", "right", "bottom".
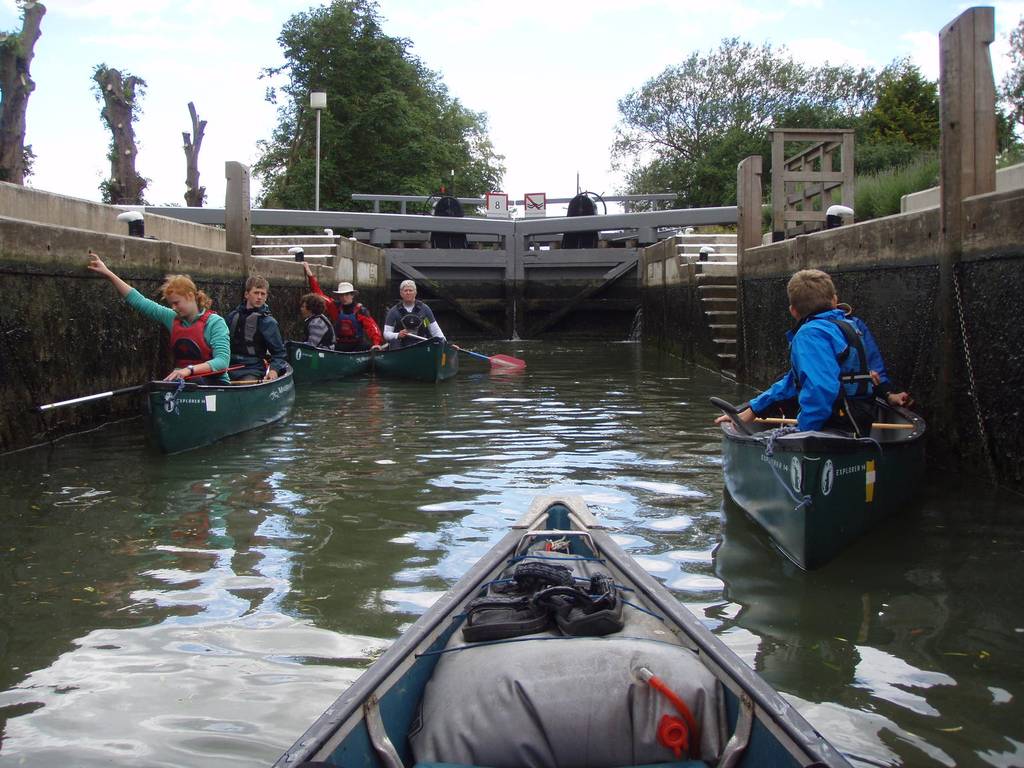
[
  {"left": 265, "top": 369, "right": 279, "bottom": 381},
  {"left": 887, "top": 392, "right": 913, "bottom": 407},
  {"left": 302, "top": 262, "right": 313, "bottom": 277},
  {"left": 87, "top": 250, "right": 111, "bottom": 276},
  {"left": 164, "top": 367, "right": 190, "bottom": 381},
  {"left": 715, "top": 408, "right": 755, "bottom": 425}
]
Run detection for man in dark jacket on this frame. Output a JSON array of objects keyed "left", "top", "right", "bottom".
[{"left": 225, "top": 275, "right": 288, "bottom": 382}]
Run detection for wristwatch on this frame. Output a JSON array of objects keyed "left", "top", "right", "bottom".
[{"left": 187, "top": 365, "right": 195, "bottom": 377}]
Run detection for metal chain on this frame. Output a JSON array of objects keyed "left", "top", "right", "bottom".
[{"left": 952, "top": 265, "right": 996, "bottom": 478}]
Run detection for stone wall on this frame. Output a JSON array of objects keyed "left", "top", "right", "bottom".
[
  {"left": 0, "top": 216, "right": 386, "bottom": 454},
  {"left": 639, "top": 239, "right": 726, "bottom": 371},
  {"left": 0, "top": 181, "right": 227, "bottom": 251}
]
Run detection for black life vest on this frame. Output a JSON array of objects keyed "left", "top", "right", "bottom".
[
  {"left": 304, "top": 314, "right": 336, "bottom": 348},
  {"left": 228, "top": 307, "right": 266, "bottom": 358},
  {"left": 395, "top": 301, "right": 430, "bottom": 334},
  {"left": 826, "top": 317, "right": 871, "bottom": 397}
]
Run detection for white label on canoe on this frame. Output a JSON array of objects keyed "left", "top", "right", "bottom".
[
  {"left": 319, "top": 352, "right": 324, "bottom": 358},
  {"left": 294, "top": 348, "right": 303, "bottom": 360},
  {"left": 790, "top": 457, "right": 803, "bottom": 493},
  {"left": 821, "top": 459, "right": 834, "bottom": 496},
  {"left": 205, "top": 395, "right": 217, "bottom": 412}
]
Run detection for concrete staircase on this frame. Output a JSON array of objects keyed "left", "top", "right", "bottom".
[
  {"left": 674, "top": 232, "right": 737, "bottom": 263},
  {"left": 675, "top": 233, "right": 738, "bottom": 377}
]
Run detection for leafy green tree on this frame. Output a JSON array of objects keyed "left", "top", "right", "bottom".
[
  {"left": 255, "top": 0, "right": 504, "bottom": 211},
  {"left": 613, "top": 38, "right": 874, "bottom": 206},
  {"left": 1001, "top": 16, "right": 1024, "bottom": 139},
  {"left": 859, "top": 59, "right": 938, "bottom": 149}
]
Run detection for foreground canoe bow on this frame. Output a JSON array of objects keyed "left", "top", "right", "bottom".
[
  {"left": 146, "top": 366, "right": 295, "bottom": 453},
  {"left": 276, "top": 495, "right": 850, "bottom": 768},
  {"left": 714, "top": 398, "right": 926, "bottom": 570},
  {"left": 372, "top": 337, "right": 459, "bottom": 382},
  {"left": 286, "top": 341, "right": 373, "bottom": 383}
]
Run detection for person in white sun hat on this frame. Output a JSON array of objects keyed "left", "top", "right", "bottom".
[{"left": 302, "top": 262, "right": 384, "bottom": 352}]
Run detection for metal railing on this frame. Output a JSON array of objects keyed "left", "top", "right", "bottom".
[
  {"left": 144, "top": 204, "right": 738, "bottom": 250},
  {"left": 349, "top": 192, "right": 679, "bottom": 214}
]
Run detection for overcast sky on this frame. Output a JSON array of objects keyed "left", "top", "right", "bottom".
[{"left": 2, "top": 0, "right": 1022, "bottom": 214}]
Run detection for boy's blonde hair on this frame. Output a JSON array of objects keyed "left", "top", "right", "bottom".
[
  {"left": 787, "top": 269, "right": 836, "bottom": 319},
  {"left": 245, "top": 275, "right": 269, "bottom": 292}
]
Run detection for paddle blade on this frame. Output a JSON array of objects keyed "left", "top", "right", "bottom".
[{"left": 489, "top": 354, "right": 526, "bottom": 369}]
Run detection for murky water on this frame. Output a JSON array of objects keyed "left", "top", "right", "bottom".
[{"left": 0, "top": 341, "right": 1021, "bottom": 767}]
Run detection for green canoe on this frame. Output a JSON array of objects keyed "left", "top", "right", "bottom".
[
  {"left": 286, "top": 341, "right": 372, "bottom": 383},
  {"left": 715, "top": 398, "right": 926, "bottom": 570},
  {"left": 372, "top": 337, "right": 459, "bottom": 382},
  {"left": 145, "top": 367, "right": 296, "bottom": 454}
]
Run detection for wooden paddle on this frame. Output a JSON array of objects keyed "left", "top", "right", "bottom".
[
  {"left": 37, "top": 366, "right": 243, "bottom": 412},
  {"left": 406, "top": 334, "right": 526, "bottom": 369},
  {"left": 755, "top": 417, "right": 915, "bottom": 430}
]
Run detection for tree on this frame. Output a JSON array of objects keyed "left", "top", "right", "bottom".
[
  {"left": 92, "top": 65, "right": 147, "bottom": 204},
  {"left": 1002, "top": 17, "right": 1024, "bottom": 136},
  {"left": 0, "top": 1, "right": 45, "bottom": 184},
  {"left": 612, "top": 38, "right": 872, "bottom": 206},
  {"left": 254, "top": 0, "right": 504, "bottom": 211},
  {"left": 860, "top": 59, "right": 938, "bottom": 148},
  {"left": 182, "top": 101, "right": 207, "bottom": 207}
]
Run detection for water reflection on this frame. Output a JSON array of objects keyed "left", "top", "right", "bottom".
[
  {"left": 0, "top": 342, "right": 1021, "bottom": 767},
  {"left": 714, "top": 482, "right": 1024, "bottom": 766}
]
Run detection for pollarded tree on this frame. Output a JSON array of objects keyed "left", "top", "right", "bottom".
[
  {"left": 0, "top": 1, "right": 45, "bottom": 184},
  {"left": 254, "top": 0, "right": 504, "bottom": 211},
  {"left": 182, "top": 101, "right": 207, "bottom": 207},
  {"left": 92, "top": 64, "right": 148, "bottom": 204}
]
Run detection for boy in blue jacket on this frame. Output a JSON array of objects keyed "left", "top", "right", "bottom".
[{"left": 717, "top": 269, "right": 911, "bottom": 433}]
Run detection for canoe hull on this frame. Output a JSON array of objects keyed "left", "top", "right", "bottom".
[
  {"left": 372, "top": 338, "right": 459, "bottom": 382},
  {"left": 144, "top": 367, "right": 295, "bottom": 454},
  {"left": 276, "top": 495, "right": 850, "bottom": 768},
  {"left": 721, "top": 407, "right": 926, "bottom": 570},
  {"left": 285, "top": 341, "right": 372, "bottom": 383}
]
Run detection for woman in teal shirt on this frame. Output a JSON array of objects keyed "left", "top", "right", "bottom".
[{"left": 88, "top": 251, "right": 230, "bottom": 383}]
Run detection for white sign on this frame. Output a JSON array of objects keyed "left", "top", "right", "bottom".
[
  {"left": 485, "top": 192, "right": 509, "bottom": 218},
  {"left": 524, "top": 192, "right": 546, "bottom": 218}
]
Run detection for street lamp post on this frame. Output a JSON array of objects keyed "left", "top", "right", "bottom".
[{"left": 310, "top": 91, "right": 327, "bottom": 211}]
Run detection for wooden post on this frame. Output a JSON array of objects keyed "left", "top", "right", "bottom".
[
  {"left": 225, "top": 161, "right": 252, "bottom": 262},
  {"left": 736, "top": 155, "right": 762, "bottom": 380},
  {"left": 841, "top": 132, "right": 855, "bottom": 210},
  {"left": 937, "top": 7, "right": 996, "bottom": 433},
  {"left": 770, "top": 131, "right": 784, "bottom": 242}
]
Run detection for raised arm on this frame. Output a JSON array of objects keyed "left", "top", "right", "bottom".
[{"left": 87, "top": 251, "right": 133, "bottom": 297}]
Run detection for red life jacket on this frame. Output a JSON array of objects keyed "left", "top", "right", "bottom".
[
  {"left": 333, "top": 301, "right": 366, "bottom": 343},
  {"left": 170, "top": 309, "right": 215, "bottom": 367}
]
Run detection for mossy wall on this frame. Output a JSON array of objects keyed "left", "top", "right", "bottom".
[{"left": 0, "top": 217, "right": 385, "bottom": 453}]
